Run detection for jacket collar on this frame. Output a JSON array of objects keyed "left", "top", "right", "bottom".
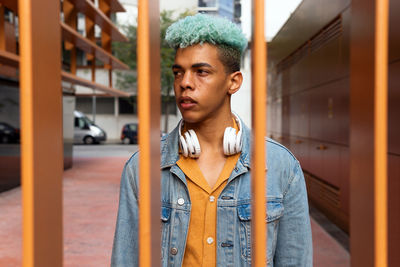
[{"left": 160, "top": 116, "right": 252, "bottom": 169}]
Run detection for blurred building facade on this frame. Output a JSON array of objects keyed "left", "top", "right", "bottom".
[
  {"left": 0, "top": 0, "right": 248, "bottom": 192},
  {"left": 0, "top": 0, "right": 130, "bottom": 191},
  {"left": 268, "top": 0, "right": 400, "bottom": 264},
  {"left": 198, "top": 0, "right": 241, "bottom": 24}
]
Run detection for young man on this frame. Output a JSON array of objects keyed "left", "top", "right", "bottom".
[{"left": 112, "top": 14, "right": 312, "bottom": 266}]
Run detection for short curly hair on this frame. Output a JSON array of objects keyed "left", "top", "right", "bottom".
[{"left": 165, "top": 14, "right": 247, "bottom": 73}]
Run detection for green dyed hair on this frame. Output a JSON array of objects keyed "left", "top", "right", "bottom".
[{"left": 165, "top": 14, "right": 247, "bottom": 73}]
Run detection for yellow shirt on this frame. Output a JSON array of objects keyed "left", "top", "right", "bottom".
[{"left": 177, "top": 121, "right": 240, "bottom": 267}]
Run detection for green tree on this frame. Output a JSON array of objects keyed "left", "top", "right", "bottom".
[
  {"left": 112, "top": 10, "right": 194, "bottom": 132},
  {"left": 112, "top": 24, "right": 137, "bottom": 91}
]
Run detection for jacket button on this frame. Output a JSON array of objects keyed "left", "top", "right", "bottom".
[
  {"left": 170, "top": 247, "right": 178, "bottom": 255},
  {"left": 177, "top": 198, "right": 185, "bottom": 206}
]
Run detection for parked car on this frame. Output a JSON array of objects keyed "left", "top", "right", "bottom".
[
  {"left": 121, "top": 123, "right": 138, "bottom": 144},
  {"left": 74, "top": 111, "right": 107, "bottom": 144},
  {"left": 0, "top": 122, "right": 20, "bottom": 144}
]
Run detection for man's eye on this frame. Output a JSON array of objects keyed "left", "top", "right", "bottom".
[
  {"left": 173, "top": 71, "right": 183, "bottom": 77},
  {"left": 197, "top": 69, "right": 208, "bottom": 75}
]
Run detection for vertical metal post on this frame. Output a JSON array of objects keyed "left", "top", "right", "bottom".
[
  {"left": 91, "top": 52, "right": 96, "bottom": 122},
  {"left": 85, "top": 0, "right": 95, "bottom": 63},
  {"left": 350, "top": 0, "right": 388, "bottom": 266},
  {"left": 373, "top": 2, "right": 389, "bottom": 266},
  {"left": 63, "top": 0, "right": 77, "bottom": 74},
  {"left": 92, "top": 94, "right": 96, "bottom": 123},
  {"left": 99, "top": 0, "right": 113, "bottom": 85},
  {"left": 19, "top": 0, "right": 63, "bottom": 266},
  {"left": 0, "top": 5, "right": 5, "bottom": 51},
  {"left": 114, "top": 97, "right": 118, "bottom": 117},
  {"left": 251, "top": 0, "right": 267, "bottom": 266},
  {"left": 137, "top": 0, "right": 161, "bottom": 266}
]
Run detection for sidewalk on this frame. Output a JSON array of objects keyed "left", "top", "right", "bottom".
[
  {"left": 0, "top": 157, "right": 127, "bottom": 267},
  {"left": 0, "top": 154, "right": 349, "bottom": 266}
]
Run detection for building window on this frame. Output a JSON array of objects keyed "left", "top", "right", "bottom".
[
  {"left": 119, "top": 97, "right": 137, "bottom": 114},
  {"left": 76, "top": 96, "right": 115, "bottom": 114},
  {"left": 118, "top": 96, "right": 176, "bottom": 115},
  {"left": 199, "top": 0, "right": 217, "bottom": 8}
]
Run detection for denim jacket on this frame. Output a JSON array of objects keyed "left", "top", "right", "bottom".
[{"left": 111, "top": 120, "right": 312, "bottom": 267}]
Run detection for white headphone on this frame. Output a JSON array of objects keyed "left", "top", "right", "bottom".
[{"left": 178, "top": 113, "right": 243, "bottom": 158}]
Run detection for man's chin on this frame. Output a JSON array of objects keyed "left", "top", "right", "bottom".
[
  {"left": 181, "top": 116, "right": 199, "bottom": 124},
  {"left": 180, "top": 112, "right": 202, "bottom": 124}
]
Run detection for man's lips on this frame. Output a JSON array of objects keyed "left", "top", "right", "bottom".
[{"left": 179, "top": 96, "right": 197, "bottom": 110}]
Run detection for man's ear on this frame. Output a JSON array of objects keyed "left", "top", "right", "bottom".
[{"left": 227, "top": 71, "right": 243, "bottom": 95}]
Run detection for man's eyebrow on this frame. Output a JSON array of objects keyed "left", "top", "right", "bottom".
[
  {"left": 171, "top": 63, "right": 213, "bottom": 69},
  {"left": 192, "top": 63, "right": 212, "bottom": 68}
]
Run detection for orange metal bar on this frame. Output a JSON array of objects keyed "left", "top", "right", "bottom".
[
  {"left": 350, "top": 0, "right": 388, "bottom": 266},
  {"left": 251, "top": 0, "right": 267, "bottom": 266},
  {"left": 66, "top": 0, "right": 128, "bottom": 42},
  {"left": 103, "top": 0, "right": 125, "bottom": 13},
  {"left": 91, "top": 57, "right": 96, "bottom": 82},
  {"left": 84, "top": 1, "right": 97, "bottom": 84},
  {"left": 60, "top": 23, "right": 129, "bottom": 69},
  {"left": 99, "top": 0, "right": 111, "bottom": 18},
  {"left": 85, "top": 2, "right": 95, "bottom": 61},
  {"left": 0, "top": 5, "right": 5, "bottom": 51},
  {"left": 62, "top": 0, "right": 77, "bottom": 74},
  {"left": 63, "top": 0, "right": 76, "bottom": 50},
  {"left": 0, "top": 49, "right": 19, "bottom": 67},
  {"left": 137, "top": 0, "right": 161, "bottom": 266},
  {"left": 61, "top": 71, "right": 130, "bottom": 97},
  {"left": 108, "top": 67, "right": 113, "bottom": 87},
  {"left": 0, "top": 0, "right": 17, "bottom": 13},
  {"left": 99, "top": 0, "right": 112, "bottom": 82},
  {"left": 374, "top": 0, "right": 388, "bottom": 265},
  {"left": 71, "top": 47, "right": 77, "bottom": 74},
  {"left": 19, "top": 0, "right": 63, "bottom": 266}
]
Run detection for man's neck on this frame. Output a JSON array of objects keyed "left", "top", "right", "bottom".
[
  {"left": 184, "top": 110, "right": 236, "bottom": 187},
  {"left": 184, "top": 110, "right": 234, "bottom": 154}
]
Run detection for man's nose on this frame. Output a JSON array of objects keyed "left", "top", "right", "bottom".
[{"left": 180, "top": 71, "right": 194, "bottom": 89}]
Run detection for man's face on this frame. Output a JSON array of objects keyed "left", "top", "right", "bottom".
[{"left": 172, "top": 43, "right": 233, "bottom": 124}]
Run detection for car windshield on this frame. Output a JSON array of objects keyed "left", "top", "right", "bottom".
[
  {"left": 128, "top": 124, "right": 137, "bottom": 131},
  {"left": 81, "top": 116, "right": 94, "bottom": 125},
  {"left": 0, "top": 122, "right": 13, "bottom": 129}
]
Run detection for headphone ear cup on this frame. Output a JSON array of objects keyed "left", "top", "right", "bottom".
[
  {"left": 228, "top": 128, "right": 237, "bottom": 155},
  {"left": 180, "top": 135, "right": 189, "bottom": 157},
  {"left": 223, "top": 127, "right": 231, "bottom": 155},
  {"left": 184, "top": 131, "right": 195, "bottom": 157},
  {"left": 188, "top": 129, "right": 201, "bottom": 158},
  {"left": 232, "top": 112, "right": 243, "bottom": 154},
  {"left": 235, "top": 130, "right": 242, "bottom": 153},
  {"left": 223, "top": 127, "right": 237, "bottom": 156},
  {"left": 178, "top": 119, "right": 201, "bottom": 158}
]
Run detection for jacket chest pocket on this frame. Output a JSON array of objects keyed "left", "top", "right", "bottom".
[{"left": 237, "top": 200, "right": 284, "bottom": 265}]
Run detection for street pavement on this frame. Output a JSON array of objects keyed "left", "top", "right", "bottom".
[
  {"left": 74, "top": 143, "right": 138, "bottom": 158},
  {"left": 0, "top": 144, "right": 136, "bottom": 266}
]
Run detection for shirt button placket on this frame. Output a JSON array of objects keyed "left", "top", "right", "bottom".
[{"left": 203, "top": 192, "right": 216, "bottom": 265}]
